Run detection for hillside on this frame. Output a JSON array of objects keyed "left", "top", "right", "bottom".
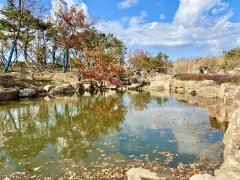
[{"left": 172, "top": 57, "right": 224, "bottom": 74}]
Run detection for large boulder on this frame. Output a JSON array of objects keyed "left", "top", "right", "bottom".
[
  {"left": 19, "top": 88, "right": 37, "bottom": 98},
  {"left": 49, "top": 84, "right": 75, "bottom": 95},
  {"left": 144, "top": 74, "right": 172, "bottom": 91},
  {"left": 0, "top": 88, "right": 19, "bottom": 101},
  {"left": 189, "top": 174, "right": 214, "bottom": 180},
  {"left": 43, "top": 85, "right": 55, "bottom": 92},
  {"left": 198, "top": 86, "right": 219, "bottom": 98},
  {"left": 170, "top": 79, "right": 186, "bottom": 92},
  {"left": 184, "top": 80, "right": 215, "bottom": 95}
]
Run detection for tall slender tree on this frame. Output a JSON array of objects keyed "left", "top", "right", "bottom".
[
  {"left": 56, "top": 7, "right": 90, "bottom": 72},
  {"left": 1, "top": 0, "right": 23, "bottom": 73}
]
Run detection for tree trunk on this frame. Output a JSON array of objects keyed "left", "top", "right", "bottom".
[
  {"left": 14, "top": 43, "right": 18, "bottom": 62},
  {"left": 3, "top": 0, "right": 23, "bottom": 73},
  {"left": 62, "top": 47, "right": 69, "bottom": 73},
  {"left": 52, "top": 45, "right": 56, "bottom": 65},
  {"left": 4, "top": 41, "right": 16, "bottom": 73}
]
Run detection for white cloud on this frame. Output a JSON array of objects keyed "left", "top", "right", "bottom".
[
  {"left": 160, "top": 13, "right": 166, "bottom": 20},
  {"left": 96, "top": 0, "right": 240, "bottom": 58},
  {"left": 66, "top": 0, "right": 89, "bottom": 17},
  {"left": 51, "top": 0, "right": 68, "bottom": 21},
  {"left": 128, "top": 11, "right": 147, "bottom": 26},
  {"left": 212, "top": 2, "right": 229, "bottom": 14},
  {"left": 174, "top": 0, "right": 221, "bottom": 27},
  {"left": 122, "top": 106, "right": 214, "bottom": 155},
  {"left": 51, "top": 0, "right": 89, "bottom": 22},
  {"left": 118, "top": 0, "right": 138, "bottom": 9}
]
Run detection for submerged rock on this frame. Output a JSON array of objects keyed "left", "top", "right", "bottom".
[
  {"left": 0, "top": 88, "right": 19, "bottom": 101},
  {"left": 19, "top": 88, "right": 37, "bottom": 98},
  {"left": 126, "top": 168, "right": 162, "bottom": 180}
]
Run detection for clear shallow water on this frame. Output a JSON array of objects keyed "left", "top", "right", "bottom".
[{"left": 0, "top": 91, "right": 225, "bottom": 177}]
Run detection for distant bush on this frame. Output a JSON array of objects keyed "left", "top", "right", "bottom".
[
  {"left": 128, "top": 50, "right": 151, "bottom": 70},
  {"left": 128, "top": 50, "right": 171, "bottom": 71},
  {"left": 222, "top": 48, "right": 240, "bottom": 70},
  {"left": 175, "top": 74, "right": 240, "bottom": 84}
]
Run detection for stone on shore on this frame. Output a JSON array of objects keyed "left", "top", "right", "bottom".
[
  {"left": 43, "top": 85, "right": 55, "bottom": 92},
  {"left": 0, "top": 88, "right": 19, "bottom": 101},
  {"left": 49, "top": 84, "right": 75, "bottom": 95},
  {"left": 19, "top": 88, "right": 37, "bottom": 98},
  {"left": 189, "top": 174, "right": 215, "bottom": 180}
]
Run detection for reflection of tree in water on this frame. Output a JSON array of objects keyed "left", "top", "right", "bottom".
[
  {"left": 0, "top": 94, "right": 126, "bottom": 165},
  {"left": 129, "top": 92, "right": 168, "bottom": 111},
  {"left": 209, "top": 117, "right": 229, "bottom": 133}
]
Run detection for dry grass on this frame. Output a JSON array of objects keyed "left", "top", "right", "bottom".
[
  {"left": 172, "top": 57, "right": 224, "bottom": 74},
  {"left": 175, "top": 73, "right": 240, "bottom": 84},
  {"left": 0, "top": 72, "right": 52, "bottom": 89},
  {"left": 0, "top": 62, "right": 79, "bottom": 89}
]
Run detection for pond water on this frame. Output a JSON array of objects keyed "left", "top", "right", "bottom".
[{"left": 0, "top": 91, "right": 225, "bottom": 178}]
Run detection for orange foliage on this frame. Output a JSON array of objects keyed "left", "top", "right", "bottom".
[
  {"left": 128, "top": 50, "right": 151, "bottom": 70},
  {"left": 57, "top": 7, "right": 125, "bottom": 86},
  {"left": 56, "top": 7, "right": 90, "bottom": 48},
  {"left": 74, "top": 47, "right": 125, "bottom": 87}
]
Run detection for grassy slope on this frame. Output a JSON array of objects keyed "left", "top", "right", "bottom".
[{"left": 172, "top": 57, "right": 224, "bottom": 74}]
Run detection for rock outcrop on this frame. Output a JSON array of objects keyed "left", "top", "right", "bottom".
[
  {"left": 0, "top": 88, "right": 19, "bottom": 101},
  {"left": 143, "top": 75, "right": 172, "bottom": 91},
  {"left": 49, "top": 84, "right": 75, "bottom": 95}
]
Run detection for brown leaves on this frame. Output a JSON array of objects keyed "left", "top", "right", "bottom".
[
  {"left": 56, "top": 7, "right": 90, "bottom": 48},
  {"left": 76, "top": 47, "right": 125, "bottom": 87},
  {"left": 128, "top": 50, "right": 151, "bottom": 70}
]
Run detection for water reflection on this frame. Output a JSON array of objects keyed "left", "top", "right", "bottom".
[
  {"left": 209, "top": 117, "right": 229, "bottom": 133},
  {"left": 128, "top": 91, "right": 168, "bottom": 111},
  {"left": 0, "top": 92, "right": 226, "bottom": 176}
]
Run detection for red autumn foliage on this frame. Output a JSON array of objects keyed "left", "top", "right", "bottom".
[
  {"left": 57, "top": 7, "right": 125, "bottom": 87},
  {"left": 56, "top": 7, "right": 90, "bottom": 48},
  {"left": 74, "top": 48, "right": 125, "bottom": 87}
]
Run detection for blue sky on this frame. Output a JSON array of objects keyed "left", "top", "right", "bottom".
[{"left": 0, "top": 0, "right": 240, "bottom": 60}]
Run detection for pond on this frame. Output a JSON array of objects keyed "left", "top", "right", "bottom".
[{"left": 0, "top": 91, "right": 226, "bottom": 179}]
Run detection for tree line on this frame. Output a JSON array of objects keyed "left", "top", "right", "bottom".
[{"left": 0, "top": 0, "right": 171, "bottom": 88}]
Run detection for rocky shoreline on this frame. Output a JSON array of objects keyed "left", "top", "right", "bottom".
[{"left": 141, "top": 75, "right": 240, "bottom": 180}]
